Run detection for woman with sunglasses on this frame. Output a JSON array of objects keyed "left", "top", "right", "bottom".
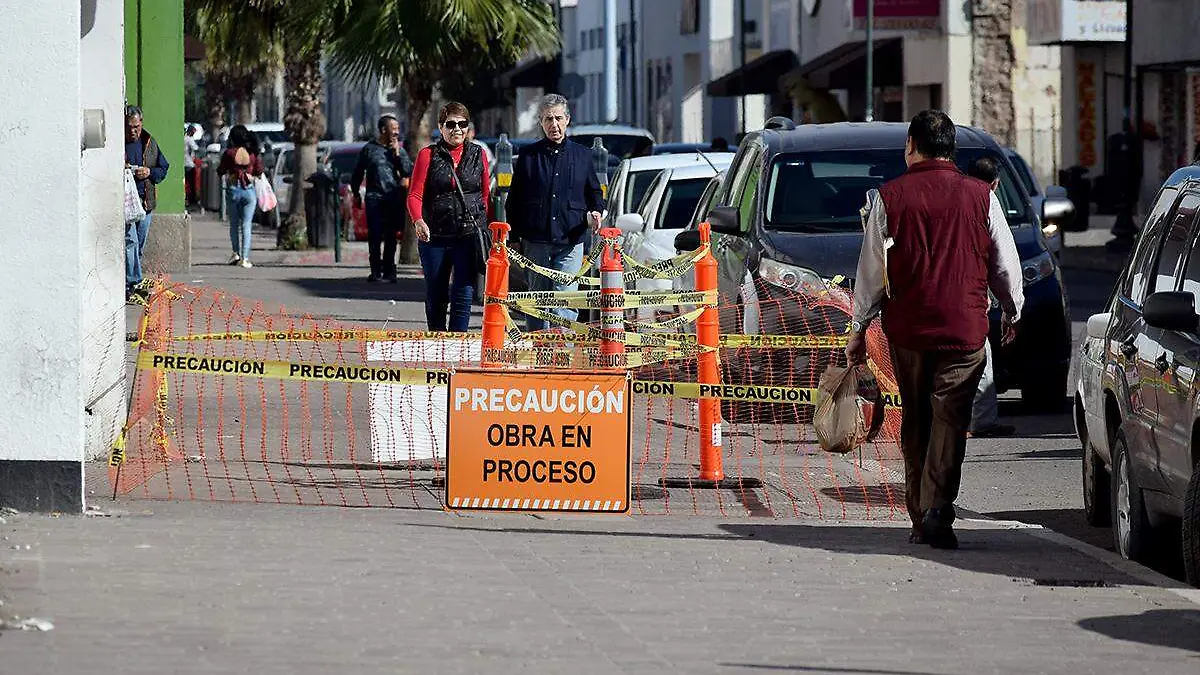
[{"left": 407, "top": 102, "right": 492, "bottom": 331}]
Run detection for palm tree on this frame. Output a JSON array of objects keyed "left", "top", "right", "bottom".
[
  {"left": 196, "top": 0, "right": 335, "bottom": 249},
  {"left": 323, "top": 0, "right": 560, "bottom": 261}
]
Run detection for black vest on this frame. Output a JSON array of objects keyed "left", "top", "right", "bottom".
[{"left": 423, "top": 141, "right": 485, "bottom": 238}]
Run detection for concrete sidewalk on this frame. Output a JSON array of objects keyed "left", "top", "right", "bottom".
[{"left": 1, "top": 503, "right": 1198, "bottom": 674}]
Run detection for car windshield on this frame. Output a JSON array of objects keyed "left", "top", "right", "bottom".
[
  {"left": 571, "top": 134, "right": 649, "bottom": 159},
  {"left": 764, "top": 148, "right": 1028, "bottom": 233},
  {"left": 627, "top": 169, "right": 662, "bottom": 212},
  {"left": 655, "top": 178, "right": 711, "bottom": 230}
]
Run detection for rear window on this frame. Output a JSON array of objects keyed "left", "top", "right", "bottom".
[
  {"left": 627, "top": 169, "right": 661, "bottom": 212},
  {"left": 763, "top": 149, "right": 1028, "bottom": 233},
  {"left": 655, "top": 177, "right": 711, "bottom": 230}
]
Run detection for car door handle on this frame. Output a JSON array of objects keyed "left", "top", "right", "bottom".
[
  {"left": 1120, "top": 338, "right": 1138, "bottom": 358},
  {"left": 1156, "top": 354, "right": 1170, "bottom": 374}
]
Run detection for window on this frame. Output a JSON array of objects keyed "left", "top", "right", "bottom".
[
  {"left": 738, "top": 160, "right": 761, "bottom": 233},
  {"left": 1127, "top": 186, "right": 1180, "bottom": 304},
  {"left": 681, "top": 0, "right": 700, "bottom": 34},
  {"left": 580, "top": 30, "right": 586, "bottom": 49},
  {"left": 689, "top": 176, "right": 723, "bottom": 227},
  {"left": 1152, "top": 193, "right": 1200, "bottom": 295},
  {"left": 656, "top": 177, "right": 712, "bottom": 229},
  {"left": 626, "top": 169, "right": 662, "bottom": 213},
  {"left": 759, "top": 148, "right": 1026, "bottom": 233},
  {"left": 1181, "top": 221, "right": 1200, "bottom": 301}
]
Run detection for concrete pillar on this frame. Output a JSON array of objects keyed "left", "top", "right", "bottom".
[
  {"left": 125, "top": 0, "right": 190, "bottom": 274},
  {"left": 0, "top": 0, "right": 87, "bottom": 511}
]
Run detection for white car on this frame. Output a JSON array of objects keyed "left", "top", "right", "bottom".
[
  {"left": 1074, "top": 310, "right": 1114, "bottom": 528},
  {"left": 615, "top": 160, "right": 732, "bottom": 322},
  {"left": 270, "top": 141, "right": 342, "bottom": 215},
  {"left": 604, "top": 153, "right": 736, "bottom": 230},
  {"left": 567, "top": 124, "right": 655, "bottom": 175}
]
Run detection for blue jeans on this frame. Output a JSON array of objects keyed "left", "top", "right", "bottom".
[
  {"left": 418, "top": 237, "right": 476, "bottom": 332},
  {"left": 522, "top": 241, "right": 584, "bottom": 332},
  {"left": 125, "top": 211, "right": 152, "bottom": 289},
  {"left": 227, "top": 185, "right": 257, "bottom": 262}
]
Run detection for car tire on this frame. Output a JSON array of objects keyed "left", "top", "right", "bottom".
[
  {"left": 1082, "top": 442, "right": 1112, "bottom": 527},
  {"left": 1110, "top": 430, "right": 1154, "bottom": 563},
  {"left": 1021, "top": 365, "right": 1069, "bottom": 414},
  {"left": 1183, "top": 464, "right": 1200, "bottom": 588}
]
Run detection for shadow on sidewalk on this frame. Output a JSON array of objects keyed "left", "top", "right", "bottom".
[
  {"left": 1077, "top": 609, "right": 1200, "bottom": 653},
  {"left": 284, "top": 276, "right": 429, "bottom": 302},
  {"left": 718, "top": 664, "right": 943, "bottom": 674}
]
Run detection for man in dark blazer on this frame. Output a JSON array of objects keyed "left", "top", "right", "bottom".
[{"left": 507, "top": 94, "right": 606, "bottom": 331}]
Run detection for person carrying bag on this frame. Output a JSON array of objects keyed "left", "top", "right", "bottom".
[{"left": 406, "top": 102, "right": 492, "bottom": 332}]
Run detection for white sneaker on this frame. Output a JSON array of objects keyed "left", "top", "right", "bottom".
[
  {"left": 240, "top": 260, "right": 253, "bottom": 268},
  {"left": 228, "top": 253, "right": 241, "bottom": 265}
]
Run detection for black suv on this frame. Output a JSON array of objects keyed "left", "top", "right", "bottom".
[
  {"left": 1076, "top": 164, "right": 1200, "bottom": 584},
  {"left": 676, "top": 122, "right": 1074, "bottom": 412}
]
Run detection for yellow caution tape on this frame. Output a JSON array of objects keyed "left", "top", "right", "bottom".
[
  {"left": 497, "top": 289, "right": 717, "bottom": 310},
  {"left": 505, "top": 238, "right": 606, "bottom": 287},
  {"left": 624, "top": 307, "right": 707, "bottom": 332},
  {"left": 136, "top": 351, "right": 448, "bottom": 386},
  {"left": 618, "top": 244, "right": 709, "bottom": 282},
  {"left": 497, "top": 173, "right": 512, "bottom": 188},
  {"left": 632, "top": 380, "right": 902, "bottom": 408},
  {"left": 108, "top": 429, "right": 127, "bottom": 467}
]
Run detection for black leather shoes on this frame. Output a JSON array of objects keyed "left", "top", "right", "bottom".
[{"left": 921, "top": 505, "right": 959, "bottom": 550}]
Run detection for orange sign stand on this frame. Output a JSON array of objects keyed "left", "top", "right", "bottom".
[{"left": 445, "top": 369, "right": 631, "bottom": 513}]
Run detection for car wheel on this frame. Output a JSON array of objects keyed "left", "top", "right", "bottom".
[
  {"left": 1183, "top": 464, "right": 1200, "bottom": 587},
  {"left": 1082, "top": 442, "right": 1112, "bottom": 527},
  {"left": 1022, "top": 365, "right": 1069, "bottom": 414},
  {"left": 1110, "top": 430, "right": 1153, "bottom": 562}
]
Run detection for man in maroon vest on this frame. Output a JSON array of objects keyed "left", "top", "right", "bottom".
[{"left": 846, "top": 110, "right": 1024, "bottom": 549}]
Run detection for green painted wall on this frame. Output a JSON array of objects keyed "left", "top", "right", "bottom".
[{"left": 125, "top": 0, "right": 184, "bottom": 214}]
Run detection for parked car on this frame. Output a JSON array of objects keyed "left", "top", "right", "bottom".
[
  {"left": 1004, "top": 147, "right": 1071, "bottom": 256},
  {"left": 245, "top": 121, "right": 289, "bottom": 152},
  {"left": 604, "top": 153, "right": 736, "bottom": 231},
  {"left": 1074, "top": 162, "right": 1200, "bottom": 585},
  {"left": 615, "top": 161, "right": 733, "bottom": 322},
  {"left": 568, "top": 124, "right": 656, "bottom": 176},
  {"left": 673, "top": 121, "right": 1074, "bottom": 413},
  {"left": 653, "top": 142, "right": 717, "bottom": 155},
  {"left": 270, "top": 141, "right": 341, "bottom": 216}
]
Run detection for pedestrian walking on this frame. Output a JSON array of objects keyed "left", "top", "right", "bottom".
[
  {"left": 846, "top": 110, "right": 1025, "bottom": 549},
  {"left": 965, "top": 155, "right": 1015, "bottom": 438},
  {"left": 406, "top": 102, "right": 492, "bottom": 331},
  {"left": 218, "top": 124, "right": 264, "bottom": 268},
  {"left": 351, "top": 114, "right": 414, "bottom": 282},
  {"left": 507, "top": 94, "right": 605, "bottom": 332},
  {"left": 124, "top": 105, "right": 170, "bottom": 302}
]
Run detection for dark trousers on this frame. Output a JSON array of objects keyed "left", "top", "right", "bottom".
[
  {"left": 890, "top": 344, "right": 987, "bottom": 526},
  {"left": 417, "top": 236, "right": 476, "bottom": 332},
  {"left": 365, "top": 196, "right": 403, "bottom": 278}
]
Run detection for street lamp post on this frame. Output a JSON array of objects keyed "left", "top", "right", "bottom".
[{"left": 865, "top": 0, "right": 874, "bottom": 122}]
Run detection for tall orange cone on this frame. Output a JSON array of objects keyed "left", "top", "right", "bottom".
[{"left": 481, "top": 221, "right": 511, "bottom": 368}]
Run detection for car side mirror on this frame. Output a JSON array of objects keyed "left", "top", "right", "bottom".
[
  {"left": 282, "top": 176, "right": 293, "bottom": 184},
  {"left": 1144, "top": 291, "right": 1199, "bottom": 333},
  {"left": 674, "top": 229, "right": 702, "bottom": 252},
  {"left": 1042, "top": 195, "right": 1075, "bottom": 224},
  {"left": 708, "top": 205, "right": 740, "bottom": 234},
  {"left": 1085, "top": 312, "right": 1111, "bottom": 340},
  {"left": 616, "top": 212, "right": 645, "bottom": 234}
]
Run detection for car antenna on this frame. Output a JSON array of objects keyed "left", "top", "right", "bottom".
[{"left": 696, "top": 151, "right": 719, "bottom": 174}]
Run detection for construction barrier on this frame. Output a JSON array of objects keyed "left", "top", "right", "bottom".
[{"left": 109, "top": 226, "right": 905, "bottom": 519}]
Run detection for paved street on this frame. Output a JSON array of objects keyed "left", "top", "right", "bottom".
[{"left": 4, "top": 213, "right": 1199, "bottom": 673}]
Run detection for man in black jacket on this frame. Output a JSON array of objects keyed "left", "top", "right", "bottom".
[
  {"left": 507, "top": 94, "right": 605, "bottom": 331},
  {"left": 352, "top": 115, "right": 414, "bottom": 282}
]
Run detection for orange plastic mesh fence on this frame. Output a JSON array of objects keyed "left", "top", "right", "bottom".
[{"left": 109, "top": 278, "right": 905, "bottom": 519}]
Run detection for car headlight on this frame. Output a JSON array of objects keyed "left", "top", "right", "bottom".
[
  {"left": 759, "top": 257, "right": 825, "bottom": 292},
  {"left": 1021, "top": 250, "right": 1056, "bottom": 286}
]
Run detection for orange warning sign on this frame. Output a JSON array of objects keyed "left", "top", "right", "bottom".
[{"left": 445, "top": 369, "right": 631, "bottom": 512}]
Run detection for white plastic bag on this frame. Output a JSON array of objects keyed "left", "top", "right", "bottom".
[
  {"left": 254, "top": 174, "right": 278, "bottom": 212},
  {"left": 814, "top": 363, "right": 885, "bottom": 454},
  {"left": 124, "top": 167, "right": 146, "bottom": 224}
]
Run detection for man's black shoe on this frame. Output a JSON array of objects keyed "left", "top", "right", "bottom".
[
  {"left": 922, "top": 506, "right": 959, "bottom": 550},
  {"left": 908, "top": 526, "right": 925, "bottom": 545},
  {"left": 366, "top": 273, "right": 381, "bottom": 282},
  {"left": 385, "top": 275, "right": 398, "bottom": 283}
]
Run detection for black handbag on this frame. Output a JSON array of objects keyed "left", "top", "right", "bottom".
[{"left": 448, "top": 153, "right": 491, "bottom": 269}]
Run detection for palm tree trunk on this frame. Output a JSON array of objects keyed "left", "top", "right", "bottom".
[
  {"left": 278, "top": 44, "right": 326, "bottom": 250},
  {"left": 399, "top": 74, "right": 434, "bottom": 264}
]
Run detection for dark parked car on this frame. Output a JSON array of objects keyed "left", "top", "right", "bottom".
[
  {"left": 675, "top": 121, "right": 1073, "bottom": 413},
  {"left": 1074, "top": 163, "right": 1200, "bottom": 585}
]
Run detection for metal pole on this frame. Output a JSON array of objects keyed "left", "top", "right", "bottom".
[
  {"left": 739, "top": 0, "right": 747, "bottom": 133},
  {"left": 865, "top": 0, "right": 874, "bottom": 122},
  {"left": 629, "top": 0, "right": 637, "bottom": 124},
  {"left": 604, "top": 0, "right": 618, "bottom": 122},
  {"left": 1108, "top": 0, "right": 1137, "bottom": 250}
]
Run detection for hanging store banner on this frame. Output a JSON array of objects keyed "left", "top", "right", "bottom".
[{"left": 853, "top": 0, "right": 941, "bottom": 31}]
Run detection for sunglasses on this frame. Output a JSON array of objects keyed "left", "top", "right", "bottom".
[{"left": 443, "top": 120, "right": 469, "bottom": 130}]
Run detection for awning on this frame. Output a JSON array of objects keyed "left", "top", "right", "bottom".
[
  {"left": 497, "top": 56, "right": 560, "bottom": 91},
  {"left": 789, "top": 38, "right": 902, "bottom": 90},
  {"left": 706, "top": 49, "right": 800, "bottom": 97}
]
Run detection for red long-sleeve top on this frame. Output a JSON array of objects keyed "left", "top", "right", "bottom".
[{"left": 406, "top": 142, "right": 492, "bottom": 223}]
